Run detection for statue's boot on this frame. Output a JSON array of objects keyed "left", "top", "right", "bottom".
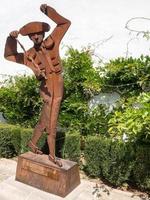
[
  {"left": 27, "top": 123, "right": 45, "bottom": 154},
  {"left": 48, "top": 154, "right": 62, "bottom": 167},
  {"left": 47, "top": 134, "right": 62, "bottom": 167},
  {"left": 27, "top": 140, "right": 43, "bottom": 154}
]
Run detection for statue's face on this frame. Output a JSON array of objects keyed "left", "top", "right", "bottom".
[{"left": 28, "top": 32, "right": 45, "bottom": 45}]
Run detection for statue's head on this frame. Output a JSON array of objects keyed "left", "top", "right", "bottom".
[
  {"left": 28, "top": 31, "right": 45, "bottom": 45},
  {"left": 19, "top": 22, "right": 50, "bottom": 45}
]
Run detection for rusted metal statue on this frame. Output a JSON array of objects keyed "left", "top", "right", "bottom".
[{"left": 4, "top": 4, "right": 71, "bottom": 167}]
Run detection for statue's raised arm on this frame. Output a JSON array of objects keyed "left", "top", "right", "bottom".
[
  {"left": 4, "top": 30, "right": 25, "bottom": 64},
  {"left": 40, "top": 4, "right": 71, "bottom": 46}
]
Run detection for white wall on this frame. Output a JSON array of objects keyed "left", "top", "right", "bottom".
[{"left": 88, "top": 92, "right": 120, "bottom": 111}]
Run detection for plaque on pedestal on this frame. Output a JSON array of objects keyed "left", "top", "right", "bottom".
[{"left": 16, "top": 152, "right": 80, "bottom": 197}]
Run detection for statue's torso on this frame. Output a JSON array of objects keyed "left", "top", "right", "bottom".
[{"left": 25, "top": 38, "right": 62, "bottom": 74}]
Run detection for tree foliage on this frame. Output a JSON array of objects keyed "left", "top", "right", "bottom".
[
  {"left": 0, "top": 75, "right": 41, "bottom": 127},
  {"left": 59, "top": 47, "right": 107, "bottom": 134},
  {"left": 102, "top": 55, "right": 150, "bottom": 95},
  {"left": 108, "top": 92, "right": 150, "bottom": 143},
  {"left": 0, "top": 47, "right": 149, "bottom": 143},
  {"left": 102, "top": 56, "right": 150, "bottom": 143}
]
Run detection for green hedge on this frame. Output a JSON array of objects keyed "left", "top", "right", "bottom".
[
  {"left": 0, "top": 123, "right": 37, "bottom": 156},
  {"left": 0, "top": 123, "right": 149, "bottom": 191},
  {"left": 62, "top": 130, "right": 81, "bottom": 163},
  {"left": 84, "top": 136, "right": 109, "bottom": 177},
  {"left": 84, "top": 136, "right": 135, "bottom": 185},
  {"left": 101, "top": 141, "right": 135, "bottom": 186},
  {"left": 0, "top": 123, "right": 21, "bottom": 158},
  {"left": 133, "top": 145, "right": 150, "bottom": 190},
  {"left": 0, "top": 123, "right": 80, "bottom": 163},
  {"left": 84, "top": 136, "right": 150, "bottom": 190}
]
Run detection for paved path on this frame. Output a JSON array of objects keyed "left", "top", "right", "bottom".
[{"left": 0, "top": 158, "right": 146, "bottom": 200}]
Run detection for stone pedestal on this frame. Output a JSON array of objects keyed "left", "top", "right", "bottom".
[{"left": 15, "top": 152, "right": 80, "bottom": 197}]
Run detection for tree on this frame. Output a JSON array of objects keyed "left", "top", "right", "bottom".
[{"left": 0, "top": 75, "right": 41, "bottom": 127}]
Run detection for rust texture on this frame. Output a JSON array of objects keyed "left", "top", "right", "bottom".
[
  {"left": 16, "top": 152, "right": 80, "bottom": 197},
  {"left": 4, "top": 4, "right": 71, "bottom": 167}
]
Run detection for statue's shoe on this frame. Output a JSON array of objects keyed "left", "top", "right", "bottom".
[
  {"left": 27, "top": 140, "right": 43, "bottom": 155},
  {"left": 48, "top": 154, "right": 62, "bottom": 167}
]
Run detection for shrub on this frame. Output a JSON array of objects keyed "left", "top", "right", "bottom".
[
  {"left": 59, "top": 47, "right": 102, "bottom": 132},
  {"left": 0, "top": 75, "right": 41, "bottom": 127},
  {"left": 101, "top": 141, "right": 135, "bottom": 186},
  {"left": 40, "top": 129, "right": 66, "bottom": 157},
  {"left": 132, "top": 145, "right": 150, "bottom": 190},
  {"left": 108, "top": 92, "right": 150, "bottom": 143},
  {"left": 84, "top": 136, "right": 135, "bottom": 186},
  {"left": 20, "top": 128, "right": 33, "bottom": 153},
  {"left": 84, "top": 105, "right": 111, "bottom": 136},
  {"left": 84, "top": 136, "right": 110, "bottom": 177},
  {"left": 0, "top": 123, "right": 21, "bottom": 157},
  {"left": 0, "top": 123, "right": 45, "bottom": 157},
  {"left": 62, "top": 130, "right": 81, "bottom": 163}
]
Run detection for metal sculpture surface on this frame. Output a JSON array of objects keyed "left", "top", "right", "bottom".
[{"left": 4, "top": 4, "right": 71, "bottom": 167}]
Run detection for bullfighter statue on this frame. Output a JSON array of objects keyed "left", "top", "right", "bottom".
[{"left": 4, "top": 4, "right": 71, "bottom": 167}]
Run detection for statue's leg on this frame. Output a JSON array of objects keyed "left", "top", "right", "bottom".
[
  {"left": 47, "top": 73, "right": 64, "bottom": 166},
  {"left": 28, "top": 82, "right": 52, "bottom": 154},
  {"left": 27, "top": 102, "right": 48, "bottom": 154}
]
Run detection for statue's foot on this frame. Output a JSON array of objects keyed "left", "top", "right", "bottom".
[
  {"left": 27, "top": 140, "right": 43, "bottom": 155},
  {"left": 48, "top": 154, "right": 62, "bottom": 167}
]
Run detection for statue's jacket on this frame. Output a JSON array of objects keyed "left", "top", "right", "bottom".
[{"left": 4, "top": 6, "right": 71, "bottom": 81}]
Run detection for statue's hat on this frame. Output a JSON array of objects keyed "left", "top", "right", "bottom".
[{"left": 19, "top": 21, "right": 50, "bottom": 36}]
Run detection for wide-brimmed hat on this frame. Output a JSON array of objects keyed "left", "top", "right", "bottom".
[{"left": 19, "top": 21, "right": 50, "bottom": 36}]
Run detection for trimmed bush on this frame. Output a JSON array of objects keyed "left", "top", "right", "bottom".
[
  {"left": 133, "top": 145, "right": 150, "bottom": 190},
  {"left": 84, "top": 136, "right": 110, "bottom": 177},
  {"left": 0, "top": 123, "right": 46, "bottom": 156},
  {"left": 20, "top": 128, "right": 33, "bottom": 153},
  {"left": 62, "top": 130, "right": 81, "bottom": 163},
  {"left": 84, "top": 136, "right": 135, "bottom": 186},
  {"left": 0, "top": 123, "right": 21, "bottom": 158},
  {"left": 101, "top": 141, "right": 135, "bottom": 186}
]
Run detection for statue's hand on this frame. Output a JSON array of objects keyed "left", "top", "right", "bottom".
[
  {"left": 40, "top": 4, "right": 47, "bottom": 13},
  {"left": 35, "top": 68, "right": 47, "bottom": 80},
  {"left": 54, "top": 65, "right": 62, "bottom": 73},
  {"left": 40, "top": 69, "right": 47, "bottom": 79},
  {"left": 9, "top": 30, "right": 19, "bottom": 38}
]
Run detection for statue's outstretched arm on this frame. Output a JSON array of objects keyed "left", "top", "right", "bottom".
[{"left": 40, "top": 4, "right": 71, "bottom": 45}]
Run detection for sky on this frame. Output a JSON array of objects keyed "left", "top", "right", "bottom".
[{"left": 0, "top": 0, "right": 150, "bottom": 76}]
